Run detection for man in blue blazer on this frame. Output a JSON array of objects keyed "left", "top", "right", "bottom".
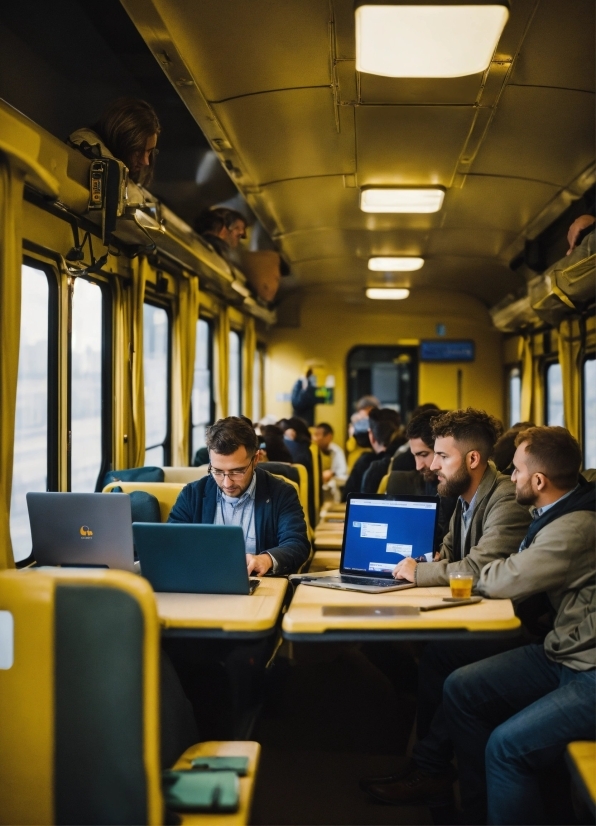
[{"left": 169, "top": 416, "right": 310, "bottom": 576}]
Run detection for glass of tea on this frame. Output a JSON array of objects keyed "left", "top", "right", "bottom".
[{"left": 449, "top": 572, "right": 474, "bottom": 599}]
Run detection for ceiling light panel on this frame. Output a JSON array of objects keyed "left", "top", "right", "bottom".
[
  {"left": 361, "top": 188, "right": 445, "bottom": 213},
  {"left": 366, "top": 288, "right": 410, "bottom": 299},
  {"left": 355, "top": 4, "right": 509, "bottom": 78},
  {"left": 368, "top": 257, "right": 424, "bottom": 271}
]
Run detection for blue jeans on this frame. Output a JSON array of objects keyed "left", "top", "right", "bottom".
[{"left": 444, "top": 644, "right": 596, "bottom": 825}]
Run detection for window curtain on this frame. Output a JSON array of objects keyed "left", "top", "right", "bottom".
[
  {"left": 242, "top": 315, "right": 256, "bottom": 421},
  {"left": 215, "top": 305, "right": 230, "bottom": 419},
  {"left": 172, "top": 273, "right": 200, "bottom": 465},
  {"left": 129, "top": 255, "right": 148, "bottom": 468},
  {"left": 0, "top": 112, "right": 59, "bottom": 568},
  {"left": 558, "top": 318, "right": 582, "bottom": 439},
  {"left": 519, "top": 334, "right": 534, "bottom": 423}
]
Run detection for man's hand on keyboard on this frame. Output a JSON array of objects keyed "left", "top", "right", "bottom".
[{"left": 392, "top": 557, "right": 417, "bottom": 582}]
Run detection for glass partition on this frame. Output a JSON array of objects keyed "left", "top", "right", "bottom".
[{"left": 144, "top": 303, "right": 170, "bottom": 465}]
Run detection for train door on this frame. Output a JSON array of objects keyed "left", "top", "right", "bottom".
[{"left": 347, "top": 345, "right": 418, "bottom": 421}]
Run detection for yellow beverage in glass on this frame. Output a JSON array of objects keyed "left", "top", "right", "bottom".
[{"left": 449, "top": 573, "right": 473, "bottom": 599}]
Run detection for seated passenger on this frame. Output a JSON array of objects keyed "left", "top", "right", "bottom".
[
  {"left": 387, "top": 408, "right": 456, "bottom": 550},
  {"left": 345, "top": 395, "right": 380, "bottom": 461},
  {"left": 277, "top": 417, "right": 312, "bottom": 470},
  {"left": 168, "top": 416, "right": 309, "bottom": 575},
  {"left": 69, "top": 97, "right": 161, "bottom": 187},
  {"left": 492, "top": 420, "right": 535, "bottom": 474},
  {"left": 313, "top": 422, "right": 348, "bottom": 485},
  {"left": 343, "top": 408, "right": 403, "bottom": 499},
  {"left": 363, "top": 409, "right": 531, "bottom": 807},
  {"left": 195, "top": 207, "right": 247, "bottom": 261},
  {"left": 257, "top": 424, "right": 293, "bottom": 463},
  {"left": 360, "top": 409, "right": 407, "bottom": 494},
  {"left": 391, "top": 403, "right": 440, "bottom": 472},
  {"left": 291, "top": 367, "right": 318, "bottom": 427},
  {"left": 444, "top": 426, "right": 596, "bottom": 825}
]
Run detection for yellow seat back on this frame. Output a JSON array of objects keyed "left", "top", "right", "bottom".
[
  {"left": 102, "top": 481, "right": 185, "bottom": 521},
  {"left": 309, "top": 442, "right": 322, "bottom": 518},
  {"left": 162, "top": 465, "right": 209, "bottom": 483},
  {"left": 291, "top": 463, "right": 312, "bottom": 537},
  {"left": 347, "top": 446, "right": 372, "bottom": 471},
  {"left": 377, "top": 474, "right": 389, "bottom": 494},
  {"left": 0, "top": 568, "right": 162, "bottom": 825}
]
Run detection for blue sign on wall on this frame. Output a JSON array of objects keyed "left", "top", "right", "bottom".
[{"left": 420, "top": 340, "right": 475, "bottom": 362}]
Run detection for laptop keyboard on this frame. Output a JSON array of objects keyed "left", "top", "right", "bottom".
[{"left": 339, "top": 575, "right": 399, "bottom": 588}]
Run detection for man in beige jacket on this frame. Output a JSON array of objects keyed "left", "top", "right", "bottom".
[
  {"left": 363, "top": 409, "right": 531, "bottom": 807},
  {"left": 444, "top": 426, "right": 595, "bottom": 824}
]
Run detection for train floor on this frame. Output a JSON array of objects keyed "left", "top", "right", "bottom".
[{"left": 250, "top": 643, "right": 435, "bottom": 826}]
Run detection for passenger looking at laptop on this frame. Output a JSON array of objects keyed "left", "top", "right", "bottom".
[
  {"left": 168, "top": 416, "right": 309, "bottom": 576},
  {"left": 363, "top": 408, "right": 531, "bottom": 807},
  {"left": 342, "top": 408, "right": 403, "bottom": 500},
  {"left": 386, "top": 408, "right": 457, "bottom": 551},
  {"left": 444, "top": 426, "right": 596, "bottom": 824},
  {"left": 313, "top": 422, "right": 347, "bottom": 502}
]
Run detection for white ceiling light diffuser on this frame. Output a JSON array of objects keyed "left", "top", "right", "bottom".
[
  {"left": 360, "top": 188, "right": 445, "bottom": 213},
  {"left": 366, "top": 288, "right": 410, "bottom": 300},
  {"left": 368, "top": 257, "right": 424, "bottom": 271},
  {"left": 355, "top": 3, "right": 509, "bottom": 78}
]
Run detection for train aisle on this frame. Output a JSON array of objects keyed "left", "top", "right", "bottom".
[{"left": 250, "top": 645, "right": 431, "bottom": 825}]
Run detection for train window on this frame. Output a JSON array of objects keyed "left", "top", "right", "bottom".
[
  {"left": 70, "top": 278, "right": 104, "bottom": 491},
  {"left": 10, "top": 264, "right": 51, "bottom": 562},
  {"left": 545, "top": 361, "right": 564, "bottom": 426},
  {"left": 228, "top": 329, "right": 242, "bottom": 417},
  {"left": 253, "top": 346, "right": 264, "bottom": 422},
  {"left": 508, "top": 366, "right": 521, "bottom": 426},
  {"left": 191, "top": 318, "right": 214, "bottom": 458},
  {"left": 583, "top": 356, "right": 596, "bottom": 468},
  {"left": 144, "top": 303, "right": 170, "bottom": 465}
]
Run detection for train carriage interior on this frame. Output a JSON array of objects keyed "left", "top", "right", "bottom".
[{"left": 0, "top": 1, "right": 594, "bottom": 824}]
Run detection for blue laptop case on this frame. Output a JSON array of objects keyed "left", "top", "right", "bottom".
[{"left": 133, "top": 523, "right": 259, "bottom": 595}]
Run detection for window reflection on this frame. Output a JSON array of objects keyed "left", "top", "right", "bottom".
[
  {"left": 192, "top": 319, "right": 213, "bottom": 457},
  {"left": 546, "top": 362, "right": 564, "bottom": 426},
  {"left": 71, "top": 278, "right": 103, "bottom": 491},
  {"left": 228, "top": 330, "right": 241, "bottom": 417},
  {"left": 10, "top": 265, "right": 49, "bottom": 562},
  {"left": 508, "top": 367, "right": 521, "bottom": 427},
  {"left": 144, "top": 304, "right": 169, "bottom": 466},
  {"left": 583, "top": 358, "right": 596, "bottom": 468}
]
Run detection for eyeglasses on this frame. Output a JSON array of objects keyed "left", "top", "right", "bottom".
[{"left": 208, "top": 457, "right": 255, "bottom": 480}]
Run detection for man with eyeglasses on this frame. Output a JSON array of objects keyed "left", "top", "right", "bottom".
[{"left": 168, "top": 416, "right": 310, "bottom": 575}]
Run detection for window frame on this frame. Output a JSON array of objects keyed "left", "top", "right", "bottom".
[
  {"left": 143, "top": 297, "right": 173, "bottom": 466},
  {"left": 66, "top": 274, "right": 113, "bottom": 492},
  {"left": 228, "top": 327, "right": 243, "bottom": 417},
  {"left": 189, "top": 315, "right": 216, "bottom": 463}
]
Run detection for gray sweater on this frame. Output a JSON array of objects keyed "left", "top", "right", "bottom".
[
  {"left": 478, "top": 509, "right": 596, "bottom": 671},
  {"left": 415, "top": 464, "right": 531, "bottom": 587}
]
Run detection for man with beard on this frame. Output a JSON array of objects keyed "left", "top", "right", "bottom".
[
  {"left": 362, "top": 408, "right": 531, "bottom": 808},
  {"left": 445, "top": 426, "right": 595, "bottom": 824}
]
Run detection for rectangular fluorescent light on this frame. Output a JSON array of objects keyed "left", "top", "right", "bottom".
[
  {"left": 355, "top": 3, "right": 509, "bottom": 78},
  {"left": 368, "top": 257, "right": 424, "bottom": 271},
  {"left": 366, "top": 288, "right": 410, "bottom": 300},
  {"left": 361, "top": 188, "right": 445, "bottom": 213}
]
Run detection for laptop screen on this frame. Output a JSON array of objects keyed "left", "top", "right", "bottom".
[{"left": 343, "top": 495, "right": 438, "bottom": 576}]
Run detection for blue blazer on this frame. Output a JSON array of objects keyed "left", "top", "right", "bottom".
[{"left": 168, "top": 467, "right": 310, "bottom": 575}]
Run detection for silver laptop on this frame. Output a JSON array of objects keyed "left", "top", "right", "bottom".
[
  {"left": 27, "top": 492, "right": 136, "bottom": 572},
  {"left": 298, "top": 492, "right": 439, "bottom": 593}
]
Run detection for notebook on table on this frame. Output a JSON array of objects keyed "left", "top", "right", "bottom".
[
  {"left": 133, "top": 523, "right": 261, "bottom": 595},
  {"left": 295, "top": 492, "right": 439, "bottom": 593},
  {"left": 26, "top": 492, "right": 136, "bottom": 572}
]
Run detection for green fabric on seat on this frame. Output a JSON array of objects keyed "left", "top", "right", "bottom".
[{"left": 54, "top": 585, "right": 147, "bottom": 825}]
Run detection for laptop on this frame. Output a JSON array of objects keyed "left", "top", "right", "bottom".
[
  {"left": 298, "top": 492, "right": 439, "bottom": 593},
  {"left": 26, "top": 492, "right": 136, "bottom": 572},
  {"left": 132, "top": 523, "right": 261, "bottom": 595}
]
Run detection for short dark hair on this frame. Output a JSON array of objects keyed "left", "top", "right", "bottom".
[
  {"left": 493, "top": 422, "right": 535, "bottom": 473},
  {"left": 283, "top": 417, "right": 312, "bottom": 444},
  {"left": 431, "top": 408, "right": 503, "bottom": 461},
  {"left": 94, "top": 98, "right": 161, "bottom": 186},
  {"left": 315, "top": 422, "right": 333, "bottom": 436},
  {"left": 514, "top": 426, "right": 582, "bottom": 489},
  {"left": 406, "top": 409, "right": 443, "bottom": 448},
  {"left": 369, "top": 407, "right": 401, "bottom": 448},
  {"left": 196, "top": 207, "right": 247, "bottom": 236},
  {"left": 205, "top": 416, "right": 258, "bottom": 457}
]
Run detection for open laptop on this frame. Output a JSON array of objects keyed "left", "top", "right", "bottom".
[
  {"left": 298, "top": 492, "right": 439, "bottom": 593},
  {"left": 26, "top": 492, "right": 136, "bottom": 572},
  {"left": 132, "top": 523, "right": 261, "bottom": 595}
]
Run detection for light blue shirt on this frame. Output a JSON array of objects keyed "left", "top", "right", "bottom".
[
  {"left": 460, "top": 487, "right": 480, "bottom": 555},
  {"left": 214, "top": 471, "right": 257, "bottom": 555}
]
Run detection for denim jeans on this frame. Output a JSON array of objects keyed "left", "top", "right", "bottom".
[
  {"left": 412, "top": 638, "right": 523, "bottom": 774},
  {"left": 444, "top": 644, "right": 596, "bottom": 825}
]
